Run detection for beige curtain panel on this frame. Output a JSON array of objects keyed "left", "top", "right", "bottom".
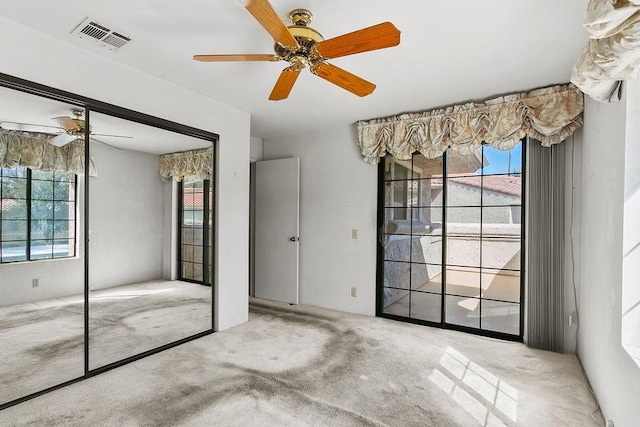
[
  {"left": 356, "top": 84, "right": 583, "bottom": 164},
  {"left": 0, "top": 130, "right": 96, "bottom": 175},
  {"left": 571, "top": 0, "right": 640, "bottom": 102},
  {"left": 158, "top": 147, "right": 212, "bottom": 182}
]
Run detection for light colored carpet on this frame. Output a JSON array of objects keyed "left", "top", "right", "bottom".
[
  {"left": 0, "top": 298, "right": 602, "bottom": 426},
  {"left": 0, "top": 280, "right": 211, "bottom": 404}
]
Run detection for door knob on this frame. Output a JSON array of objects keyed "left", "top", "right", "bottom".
[{"left": 289, "top": 236, "right": 299, "bottom": 242}]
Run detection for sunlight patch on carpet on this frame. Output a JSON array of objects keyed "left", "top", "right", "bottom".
[{"left": 428, "top": 346, "right": 517, "bottom": 426}]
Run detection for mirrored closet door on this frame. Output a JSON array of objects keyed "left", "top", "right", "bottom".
[
  {"left": 0, "top": 86, "right": 85, "bottom": 404},
  {"left": 0, "top": 74, "right": 217, "bottom": 409},
  {"left": 87, "top": 111, "right": 214, "bottom": 370}
]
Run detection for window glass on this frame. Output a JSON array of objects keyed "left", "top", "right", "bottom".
[
  {"left": 379, "top": 142, "right": 523, "bottom": 338},
  {"left": 0, "top": 167, "right": 76, "bottom": 263}
]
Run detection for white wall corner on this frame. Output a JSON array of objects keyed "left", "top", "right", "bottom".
[
  {"left": 622, "top": 79, "right": 640, "bottom": 368},
  {"left": 250, "top": 136, "right": 264, "bottom": 163},
  {"left": 214, "top": 126, "right": 251, "bottom": 331},
  {"left": 162, "top": 180, "right": 178, "bottom": 281},
  {"left": 564, "top": 133, "right": 581, "bottom": 354},
  {"left": 262, "top": 125, "right": 378, "bottom": 316},
  {"left": 578, "top": 82, "right": 640, "bottom": 426}
]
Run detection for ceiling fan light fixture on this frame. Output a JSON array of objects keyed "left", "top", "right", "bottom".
[{"left": 286, "top": 25, "right": 324, "bottom": 44}]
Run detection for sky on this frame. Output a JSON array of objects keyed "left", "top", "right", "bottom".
[{"left": 480, "top": 143, "right": 522, "bottom": 175}]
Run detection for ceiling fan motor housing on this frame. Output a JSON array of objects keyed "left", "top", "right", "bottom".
[
  {"left": 66, "top": 107, "right": 91, "bottom": 136},
  {"left": 273, "top": 9, "right": 325, "bottom": 70}
]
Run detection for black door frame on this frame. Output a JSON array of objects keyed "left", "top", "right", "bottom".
[
  {"left": 177, "top": 177, "right": 213, "bottom": 286},
  {"left": 375, "top": 146, "right": 526, "bottom": 342},
  {"left": 0, "top": 72, "right": 218, "bottom": 410}
]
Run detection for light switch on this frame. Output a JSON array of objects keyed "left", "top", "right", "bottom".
[{"left": 352, "top": 229, "right": 358, "bottom": 239}]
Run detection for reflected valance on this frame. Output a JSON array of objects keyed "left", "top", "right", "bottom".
[
  {"left": 0, "top": 130, "right": 96, "bottom": 175},
  {"left": 158, "top": 147, "right": 213, "bottom": 182},
  {"left": 571, "top": 0, "right": 640, "bottom": 102},
  {"left": 356, "top": 84, "right": 583, "bottom": 164}
]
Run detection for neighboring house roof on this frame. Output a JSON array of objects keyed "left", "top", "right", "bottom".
[
  {"left": 432, "top": 174, "right": 521, "bottom": 197},
  {"left": 0, "top": 199, "right": 20, "bottom": 211},
  {"left": 183, "top": 187, "right": 211, "bottom": 209}
]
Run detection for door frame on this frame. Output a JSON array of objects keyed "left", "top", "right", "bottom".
[
  {"left": 375, "top": 147, "right": 526, "bottom": 342},
  {"left": 253, "top": 157, "right": 300, "bottom": 304}
]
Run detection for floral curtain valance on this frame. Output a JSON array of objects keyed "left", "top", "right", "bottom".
[
  {"left": 158, "top": 147, "right": 212, "bottom": 182},
  {"left": 356, "top": 84, "right": 584, "bottom": 164},
  {"left": 0, "top": 130, "right": 96, "bottom": 175},
  {"left": 571, "top": 0, "right": 640, "bottom": 102}
]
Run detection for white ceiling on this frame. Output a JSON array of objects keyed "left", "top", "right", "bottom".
[{"left": 0, "top": 0, "right": 589, "bottom": 140}]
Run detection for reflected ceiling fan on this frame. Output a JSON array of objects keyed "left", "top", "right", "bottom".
[
  {"left": 0, "top": 108, "right": 131, "bottom": 148},
  {"left": 193, "top": 0, "right": 401, "bottom": 100}
]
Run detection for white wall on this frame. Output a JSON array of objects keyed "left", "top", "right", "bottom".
[
  {"left": 263, "top": 125, "right": 378, "bottom": 316},
  {"left": 578, "top": 82, "right": 640, "bottom": 426},
  {"left": 0, "top": 16, "right": 250, "bottom": 330},
  {"left": 622, "top": 80, "right": 640, "bottom": 367},
  {"left": 0, "top": 181, "right": 85, "bottom": 307},
  {"left": 89, "top": 143, "right": 164, "bottom": 289}
]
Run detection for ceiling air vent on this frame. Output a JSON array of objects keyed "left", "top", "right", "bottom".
[{"left": 70, "top": 18, "right": 132, "bottom": 51}]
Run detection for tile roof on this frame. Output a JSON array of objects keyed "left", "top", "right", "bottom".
[
  {"left": 432, "top": 174, "right": 521, "bottom": 197},
  {"left": 182, "top": 187, "right": 212, "bottom": 208},
  {"left": 0, "top": 199, "right": 21, "bottom": 211}
]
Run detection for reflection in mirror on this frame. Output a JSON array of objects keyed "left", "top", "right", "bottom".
[
  {"left": 88, "top": 111, "right": 213, "bottom": 370},
  {"left": 0, "top": 86, "right": 85, "bottom": 405}
]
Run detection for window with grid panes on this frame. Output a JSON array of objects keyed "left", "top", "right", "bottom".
[{"left": 0, "top": 167, "right": 76, "bottom": 263}]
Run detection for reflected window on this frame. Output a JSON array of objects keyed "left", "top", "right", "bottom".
[
  {"left": 179, "top": 177, "right": 212, "bottom": 285},
  {"left": 0, "top": 167, "right": 76, "bottom": 263}
]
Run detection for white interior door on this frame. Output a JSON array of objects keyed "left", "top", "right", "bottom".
[{"left": 254, "top": 157, "right": 300, "bottom": 304}]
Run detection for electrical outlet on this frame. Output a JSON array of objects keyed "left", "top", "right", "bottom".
[
  {"left": 352, "top": 229, "right": 358, "bottom": 240},
  {"left": 606, "top": 420, "right": 614, "bottom": 427},
  {"left": 351, "top": 287, "right": 357, "bottom": 297},
  {"left": 32, "top": 278, "right": 39, "bottom": 288}
]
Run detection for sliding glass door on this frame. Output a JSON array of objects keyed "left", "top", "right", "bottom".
[{"left": 378, "top": 143, "right": 524, "bottom": 340}]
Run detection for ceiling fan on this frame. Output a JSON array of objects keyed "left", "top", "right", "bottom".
[
  {"left": 193, "top": 0, "right": 401, "bottom": 100},
  {"left": 0, "top": 108, "right": 131, "bottom": 148}
]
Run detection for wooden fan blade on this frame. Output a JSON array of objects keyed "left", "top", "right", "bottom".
[
  {"left": 311, "top": 62, "right": 376, "bottom": 97},
  {"left": 193, "top": 54, "right": 278, "bottom": 62},
  {"left": 269, "top": 67, "right": 301, "bottom": 101},
  {"left": 240, "top": 0, "right": 298, "bottom": 48},
  {"left": 315, "top": 22, "right": 400, "bottom": 59},
  {"left": 52, "top": 116, "right": 80, "bottom": 131}
]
